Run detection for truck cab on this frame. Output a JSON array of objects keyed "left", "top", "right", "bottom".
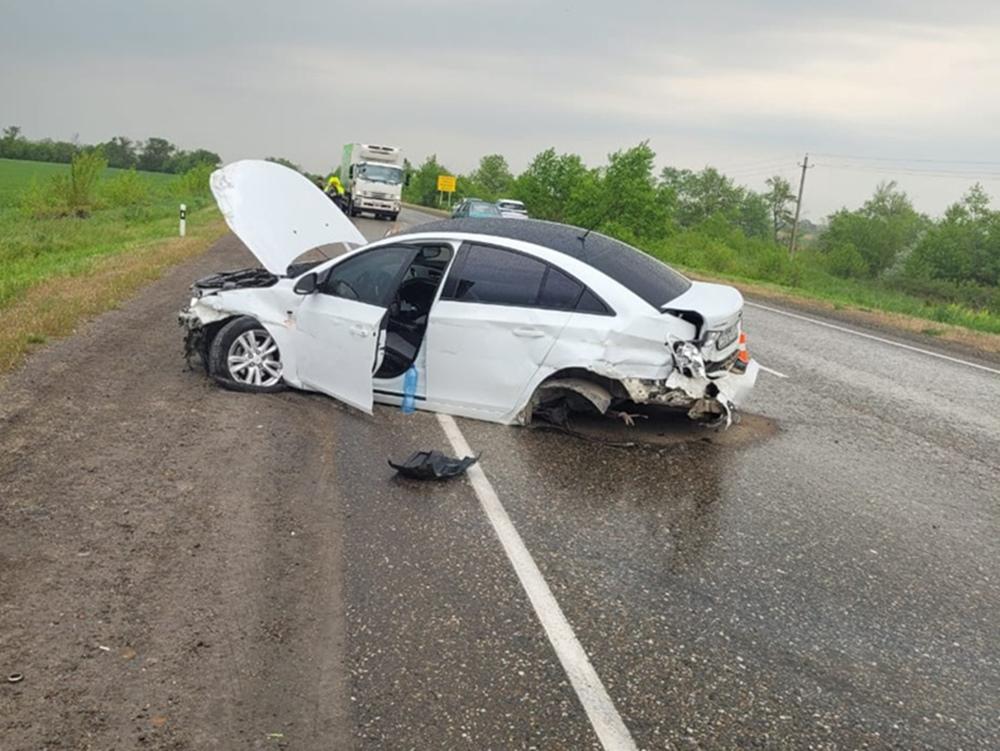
[{"left": 342, "top": 143, "right": 405, "bottom": 221}]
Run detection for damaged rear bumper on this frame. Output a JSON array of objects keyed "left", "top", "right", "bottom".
[{"left": 622, "top": 359, "right": 760, "bottom": 425}]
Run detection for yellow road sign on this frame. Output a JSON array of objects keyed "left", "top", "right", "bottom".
[{"left": 437, "top": 174, "right": 456, "bottom": 193}]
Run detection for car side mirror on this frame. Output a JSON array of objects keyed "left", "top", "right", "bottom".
[
  {"left": 294, "top": 272, "right": 318, "bottom": 295},
  {"left": 405, "top": 173, "right": 411, "bottom": 186}
]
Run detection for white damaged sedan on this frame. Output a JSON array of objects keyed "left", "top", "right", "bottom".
[{"left": 180, "top": 160, "right": 759, "bottom": 426}]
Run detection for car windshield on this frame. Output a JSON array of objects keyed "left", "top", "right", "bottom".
[
  {"left": 468, "top": 202, "right": 502, "bottom": 217},
  {"left": 358, "top": 164, "right": 403, "bottom": 185}
]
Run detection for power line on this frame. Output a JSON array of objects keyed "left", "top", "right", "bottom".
[
  {"left": 816, "top": 162, "right": 1000, "bottom": 180},
  {"left": 811, "top": 151, "right": 1000, "bottom": 166},
  {"left": 718, "top": 156, "right": 798, "bottom": 171},
  {"left": 726, "top": 163, "right": 798, "bottom": 179}
]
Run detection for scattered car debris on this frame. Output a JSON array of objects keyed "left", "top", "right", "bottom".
[{"left": 388, "top": 450, "right": 478, "bottom": 480}]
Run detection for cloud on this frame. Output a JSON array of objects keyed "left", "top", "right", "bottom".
[{"left": 2, "top": 1, "right": 999, "bottom": 216}]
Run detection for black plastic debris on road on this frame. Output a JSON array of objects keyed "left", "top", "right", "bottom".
[{"left": 388, "top": 450, "right": 478, "bottom": 481}]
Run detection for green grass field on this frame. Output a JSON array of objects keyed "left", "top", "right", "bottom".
[
  {"left": 0, "top": 158, "right": 176, "bottom": 207},
  {"left": 0, "top": 158, "right": 226, "bottom": 370},
  {"left": 0, "top": 158, "right": 219, "bottom": 310}
]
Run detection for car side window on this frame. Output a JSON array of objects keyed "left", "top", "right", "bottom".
[
  {"left": 442, "top": 243, "right": 547, "bottom": 307},
  {"left": 318, "top": 246, "right": 414, "bottom": 307},
  {"left": 537, "top": 266, "right": 583, "bottom": 310}
]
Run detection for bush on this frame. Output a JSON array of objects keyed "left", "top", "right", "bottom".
[
  {"left": 826, "top": 242, "right": 869, "bottom": 279},
  {"left": 100, "top": 169, "right": 151, "bottom": 217},
  {"left": 56, "top": 150, "right": 107, "bottom": 216},
  {"left": 172, "top": 163, "right": 214, "bottom": 204},
  {"left": 21, "top": 150, "right": 109, "bottom": 218}
]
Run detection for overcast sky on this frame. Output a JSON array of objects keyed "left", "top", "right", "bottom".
[{"left": 3, "top": 0, "right": 1000, "bottom": 219}]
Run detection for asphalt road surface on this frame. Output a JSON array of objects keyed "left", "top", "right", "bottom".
[{"left": 1, "top": 206, "right": 998, "bottom": 750}]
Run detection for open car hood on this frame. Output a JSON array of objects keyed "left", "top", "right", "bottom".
[{"left": 210, "top": 160, "right": 367, "bottom": 275}]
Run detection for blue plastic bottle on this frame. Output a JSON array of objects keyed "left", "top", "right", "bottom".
[{"left": 401, "top": 365, "right": 417, "bottom": 414}]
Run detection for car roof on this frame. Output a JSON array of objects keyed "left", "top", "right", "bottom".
[{"left": 407, "top": 217, "right": 692, "bottom": 308}]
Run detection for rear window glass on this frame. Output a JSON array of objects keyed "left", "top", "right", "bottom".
[
  {"left": 538, "top": 266, "right": 583, "bottom": 310},
  {"left": 582, "top": 240, "right": 690, "bottom": 309},
  {"left": 442, "top": 244, "right": 546, "bottom": 306}
]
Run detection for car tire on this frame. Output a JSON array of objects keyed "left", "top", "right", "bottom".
[{"left": 208, "top": 316, "right": 286, "bottom": 393}]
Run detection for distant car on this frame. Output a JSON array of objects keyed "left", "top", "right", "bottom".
[
  {"left": 452, "top": 200, "right": 502, "bottom": 219},
  {"left": 496, "top": 199, "right": 528, "bottom": 219},
  {"left": 450, "top": 198, "right": 478, "bottom": 216},
  {"left": 180, "top": 160, "right": 758, "bottom": 427}
]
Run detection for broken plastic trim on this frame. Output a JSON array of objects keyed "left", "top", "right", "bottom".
[
  {"left": 388, "top": 450, "right": 478, "bottom": 480},
  {"left": 671, "top": 340, "right": 707, "bottom": 379}
]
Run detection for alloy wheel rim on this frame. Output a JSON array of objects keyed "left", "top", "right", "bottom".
[{"left": 227, "top": 330, "right": 282, "bottom": 387}]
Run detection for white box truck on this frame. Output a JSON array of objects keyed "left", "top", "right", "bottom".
[{"left": 341, "top": 143, "right": 405, "bottom": 221}]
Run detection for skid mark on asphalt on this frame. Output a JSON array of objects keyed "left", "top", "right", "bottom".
[
  {"left": 746, "top": 301, "right": 1000, "bottom": 375},
  {"left": 436, "top": 413, "right": 638, "bottom": 751}
]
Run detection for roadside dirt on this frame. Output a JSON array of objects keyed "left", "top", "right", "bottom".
[{"left": 0, "top": 235, "right": 350, "bottom": 749}]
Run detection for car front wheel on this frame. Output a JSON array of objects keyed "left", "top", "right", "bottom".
[{"left": 208, "top": 316, "right": 285, "bottom": 393}]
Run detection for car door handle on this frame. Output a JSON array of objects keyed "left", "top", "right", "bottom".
[
  {"left": 349, "top": 325, "right": 370, "bottom": 337},
  {"left": 513, "top": 327, "right": 545, "bottom": 338}
]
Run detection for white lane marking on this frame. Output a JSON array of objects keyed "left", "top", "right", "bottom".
[
  {"left": 436, "top": 414, "right": 638, "bottom": 751},
  {"left": 757, "top": 363, "right": 789, "bottom": 379},
  {"left": 746, "top": 301, "right": 1000, "bottom": 376}
]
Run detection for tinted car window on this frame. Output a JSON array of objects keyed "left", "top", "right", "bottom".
[
  {"left": 442, "top": 244, "right": 546, "bottom": 306},
  {"left": 319, "top": 246, "right": 414, "bottom": 306},
  {"left": 537, "top": 266, "right": 583, "bottom": 310},
  {"left": 576, "top": 288, "right": 612, "bottom": 315},
  {"left": 413, "top": 218, "right": 692, "bottom": 308}
]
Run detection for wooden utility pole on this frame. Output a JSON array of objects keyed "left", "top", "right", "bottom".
[{"left": 788, "top": 154, "right": 811, "bottom": 256}]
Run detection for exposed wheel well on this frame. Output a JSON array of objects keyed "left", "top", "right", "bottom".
[
  {"left": 184, "top": 316, "right": 237, "bottom": 373},
  {"left": 538, "top": 368, "right": 630, "bottom": 400},
  {"left": 517, "top": 368, "right": 629, "bottom": 425}
]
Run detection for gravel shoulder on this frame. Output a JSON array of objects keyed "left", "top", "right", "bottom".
[{"left": 0, "top": 235, "right": 350, "bottom": 749}]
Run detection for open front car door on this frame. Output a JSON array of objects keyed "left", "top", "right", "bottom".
[{"left": 292, "top": 245, "right": 418, "bottom": 414}]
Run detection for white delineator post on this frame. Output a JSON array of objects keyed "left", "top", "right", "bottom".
[{"left": 179, "top": 203, "right": 187, "bottom": 237}]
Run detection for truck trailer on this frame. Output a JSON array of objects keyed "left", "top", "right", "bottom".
[{"left": 341, "top": 143, "right": 405, "bottom": 221}]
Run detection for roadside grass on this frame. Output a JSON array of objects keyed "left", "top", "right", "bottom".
[
  {"left": 0, "top": 203, "right": 220, "bottom": 310},
  {"left": 0, "top": 158, "right": 226, "bottom": 373},
  {"left": 678, "top": 266, "right": 1000, "bottom": 354},
  {"left": 642, "top": 232, "right": 1000, "bottom": 337},
  {"left": 0, "top": 212, "right": 226, "bottom": 372}
]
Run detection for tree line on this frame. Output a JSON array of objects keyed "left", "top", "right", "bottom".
[
  {"left": 1, "top": 126, "right": 221, "bottom": 174},
  {"left": 402, "top": 144, "right": 999, "bottom": 311}
]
